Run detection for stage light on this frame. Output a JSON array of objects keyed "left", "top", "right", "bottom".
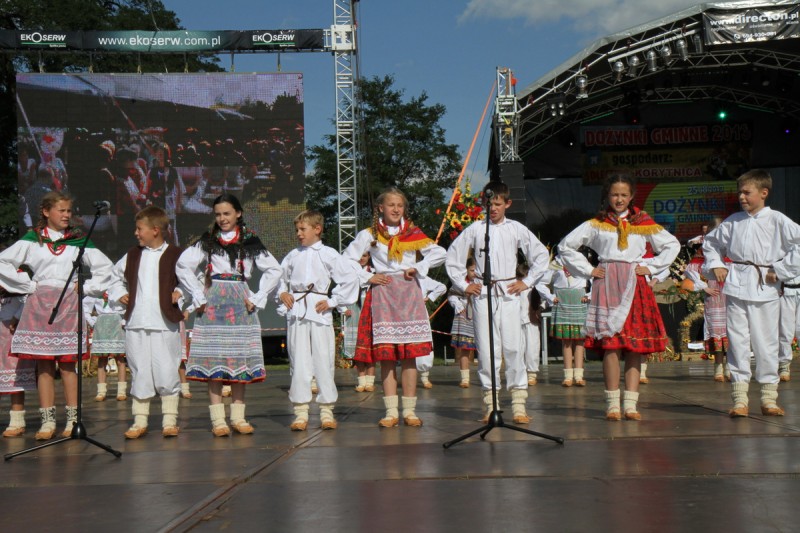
[
  {"left": 575, "top": 75, "right": 589, "bottom": 99},
  {"left": 675, "top": 38, "right": 689, "bottom": 61},
  {"left": 717, "top": 109, "right": 728, "bottom": 121},
  {"left": 627, "top": 55, "right": 642, "bottom": 77},
  {"left": 612, "top": 60, "right": 625, "bottom": 82},
  {"left": 548, "top": 97, "right": 566, "bottom": 117},
  {"left": 692, "top": 34, "right": 705, "bottom": 54},
  {"left": 659, "top": 43, "right": 672, "bottom": 64},
  {"left": 646, "top": 49, "right": 658, "bottom": 72}
]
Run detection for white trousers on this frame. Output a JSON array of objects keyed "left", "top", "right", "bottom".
[
  {"left": 520, "top": 322, "right": 541, "bottom": 373},
  {"left": 472, "top": 295, "right": 526, "bottom": 391},
  {"left": 287, "top": 318, "right": 337, "bottom": 404},
  {"left": 125, "top": 328, "right": 182, "bottom": 399},
  {"left": 778, "top": 292, "right": 800, "bottom": 364},
  {"left": 416, "top": 352, "right": 434, "bottom": 373},
  {"left": 726, "top": 296, "right": 779, "bottom": 384}
]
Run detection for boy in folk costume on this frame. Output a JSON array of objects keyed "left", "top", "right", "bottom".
[
  {"left": 111, "top": 206, "right": 185, "bottom": 438},
  {"left": 343, "top": 187, "right": 446, "bottom": 427},
  {"left": 778, "top": 274, "right": 800, "bottom": 382},
  {"left": 703, "top": 169, "right": 800, "bottom": 417},
  {"left": 415, "top": 276, "right": 447, "bottom": 389},
  {"left": 446, "top": 182, "right": 549, "bottom": 425},
  {"left": 278, "top": 210, "right": 359, "bottom": 431}
]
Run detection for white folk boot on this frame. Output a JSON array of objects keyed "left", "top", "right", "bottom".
[{"left": 511, "top": 389, "right": 531, "bottom": 424}]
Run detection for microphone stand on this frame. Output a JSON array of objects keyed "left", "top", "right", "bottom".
[
  {"left": 444, "top": 207, "right": 564, "bottom": 449},
  {"left": 6, "top": 204, "right": 122, "bottom": 460}
]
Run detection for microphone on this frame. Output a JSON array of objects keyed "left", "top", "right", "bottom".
[
  {"left": 93, "top": 200, "right": 111, "bottom": 211},
  {"left": 483, "top": 188, "right": 494, "bottom": 199}
]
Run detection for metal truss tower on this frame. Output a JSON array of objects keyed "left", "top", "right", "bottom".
[
  {"left": 495, "top": 67, "right": 521, "bottom": 163},
  {"left": 329, "top": 0, "right": 359, "bottom": 251}
]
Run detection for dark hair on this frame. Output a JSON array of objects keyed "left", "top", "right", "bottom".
[
  {"left": 484, "top": 181, "right": 510, "bottom": 202},
  {"left": 596, "top": 173, "right": 636, "bottom": 219},
  {"left": 210, "top": 194, "right": 245, "bottom": 233},
  {"left": 466, "top": 257, "right": 476, "bottom": 269},
  {"left": 529, "top": 288, "right": 542, "bottom": 323}
]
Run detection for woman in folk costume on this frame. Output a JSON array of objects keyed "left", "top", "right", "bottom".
[
  {"left": 558, "top": 174, "right": 679, "bottom": 421},
  {"left": 343, "top": 187, "right": 446, "bottom": 427},
  {"left": 0, "top": 191, "right": 115, "bottom": 440},
  {"left": 683, "top": 220, "right": 731, "bottom": 382},
  {"left": 0, "top": 289, "right": 36, "bottom": 437},
  {"left": 177, "top": 194, "right": 282, "bottom": 436}
]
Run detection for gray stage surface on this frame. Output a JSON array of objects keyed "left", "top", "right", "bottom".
[{"left": 2, "top": 361, "right": 799, "bottom": 532}]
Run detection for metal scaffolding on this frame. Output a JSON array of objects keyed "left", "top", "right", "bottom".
[{"left": 329, "top": 0, "right": 359, "bottom": 251}]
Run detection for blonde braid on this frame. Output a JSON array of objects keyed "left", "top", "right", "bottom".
[{"left": 370, "top": 208, "right": 380, "bottom": 247}]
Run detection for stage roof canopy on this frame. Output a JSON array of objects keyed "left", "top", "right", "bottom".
[{"left": 508, "top": 0, "right": 800, "bottom": 161}]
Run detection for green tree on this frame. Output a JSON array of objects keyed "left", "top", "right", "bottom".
[
  {"left": 306, "top": 75, "right": 461, "bottom": 247},
  {"left": 0, "top": 0, "right": 222, "bottom": 243}
]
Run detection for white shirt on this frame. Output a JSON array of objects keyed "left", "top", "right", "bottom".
[
  {"left": 176, "top": 230, "right": 282, "bottom": 309},
  {"left": 446, "top": 217, "right": 549, "bottom": 299},
  {"left": 83, "top": 294, "right": 126, "bottom": 328},
  {"left": 276, "top": 241, "right": 359, "bottom": 326},
  {"left": 703, "top": 207, "right": 800, "bottom": 302},
  {"left": 343, "top": 222, "right": 446, "bottom": 281},
  {"left": 112, "top": 242, "right": 178, "bottom": 331},
  {"left": 0, "top": 228, "right": 113, "bottom": 297},
  {"left": 420, "top": 276, "right": 446, "bottom": 303},
  {"left": 558, "top": 213, "right": 679, "bottom": 278}
]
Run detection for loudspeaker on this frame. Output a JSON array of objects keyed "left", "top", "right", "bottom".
[{"left": 498, "top": 161, "right": 526, "bottom": 223}]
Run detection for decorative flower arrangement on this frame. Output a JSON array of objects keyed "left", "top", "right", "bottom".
[{"left": 437, "top": 181, "right": 485, "bottom": 241}]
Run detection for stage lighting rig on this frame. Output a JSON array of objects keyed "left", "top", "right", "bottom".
[
  {"left": 612, "top": 60, "right": 625, "bottom": 82},
  {"left": 575, "top": 74, "right": 589, "bottom": 99}
]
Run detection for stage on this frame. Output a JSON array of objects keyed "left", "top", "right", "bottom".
[{"left": 2, "top": 361, "right": 799, "bottom": 532}]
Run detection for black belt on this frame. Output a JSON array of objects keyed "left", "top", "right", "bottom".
[{"left": 783, "top": 283, "right": 800, "bottom": 289}]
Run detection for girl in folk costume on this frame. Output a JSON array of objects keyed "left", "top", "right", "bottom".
[
  {"left": 0, "top": 191, "right": 115, "bottom": 439},
  {"left": 343, "top": 251, "right": 377, "bottom": 393},
  {"left": 448, "top": 257, "right": 478, "bottom": 388},
  {"left": 0, "top": 289, "right": 36, "bottom": 437},
  {"left": 84, "top": 292, "right": 128, "bottom": 401},
  {"left": 177, "top": 194, "right": 282, "bottom": 436},
  {"left": 546, "top": 255, "right": 591, "bottom": 387},
  {"left": 343, "top": 187, "right": 446, "bottom": 427},
  {"left": 683, "top": 220, "right": 731, "bottom": 382},
  {"left": 558, "top": 174, "right": 679, "bottom": 421}
]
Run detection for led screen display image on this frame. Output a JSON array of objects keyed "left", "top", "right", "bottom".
[{"left": 16, "top": 72, "right": 305, "bottom": 261}]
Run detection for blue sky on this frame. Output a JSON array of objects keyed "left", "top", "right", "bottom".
[{"left": 164, "top": 0, "right": 707, "bottom": 183}]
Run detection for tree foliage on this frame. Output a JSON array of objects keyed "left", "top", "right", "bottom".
[
  {"left": 306, "top": 75, "right": 462, "bottom": 246},
  {"left": 0, "top": 0, "right": 222, "bottom": 243}
]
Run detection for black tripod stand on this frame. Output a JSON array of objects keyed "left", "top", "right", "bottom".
[
  {"left": 443, "top": 197, "right": 564, "bottom": 449},
  {"left": 6, "top": 204, "right": 122, "bottom": 460}
]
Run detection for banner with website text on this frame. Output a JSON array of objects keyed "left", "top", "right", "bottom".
[
  {"left": 0, "top": 29, "right": 325, "bottom": 52},
  {"left": 704, "top": 5, "right": 800, "bottom": 44},
  {"left": 581, "top": 123, "right": 752, "bottom": 186}
]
